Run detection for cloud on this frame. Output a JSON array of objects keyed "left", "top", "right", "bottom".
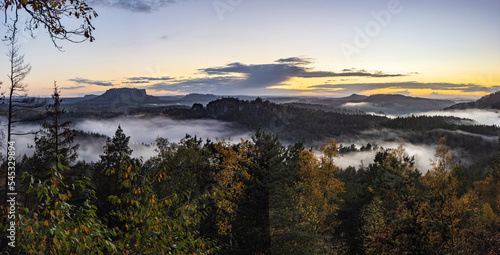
[
  {"left": 193, "top": 58, "right": 408, "bottom": 92},
  {"left": 148, "top": 77, "right": 239, "bottom": 94},
  {"left": 88, "top": 0, "right": 184, "bottom": 12},
  {"left": 122, "top": 81, "right": 151, "bottom": 84},
  {"left": 308, "top": 82, "right": 500, "bottom": 96},
  {"left": 68, "top": 78, "right": 114, "bottom": 87},
  {"left": 61, "top": 86, "right": 86, "bottom": 90},
  {"left": 275, "top": 57, "right": 313, "bottom": 65},
  {"left": 134, "top": 57, "right": 497, "bottom": 97},
  {"left": 136, "top": 57, "right": 409, "bottom": 94},
  {"left": 126, "top": 76, "right": 174, "bottom": 81},
  {"left": 123, "top": 76, "right": 174, "bottom": 84},
  {"left": 201, "top": 61, "right": 404, "bottom": 79}
]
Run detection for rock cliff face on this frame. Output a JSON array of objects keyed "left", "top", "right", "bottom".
[
  {"left": 446, "top": 91, "right": 500, "bottom": 110},
  {"left": 76, "top": 88, "right": 160, "bottom": 107}
]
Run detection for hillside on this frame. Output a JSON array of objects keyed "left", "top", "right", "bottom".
[
  {"left": 446, "top": 91, "right": 500, "bottom": 110},
  {"left": 278, "top": 94, "right": 455, "bottom": 115},
  {"left": 162, "top": 97, "right": 499, "bottom": 160},
  {"left": 353, "top": 94, "right": 455, "bottom": 115},
  {"left": 70, "top": 88, "right": 162, "bottom": 111},
  {"left": 166, "top": 97, "right": 388, "bottom": 143}
]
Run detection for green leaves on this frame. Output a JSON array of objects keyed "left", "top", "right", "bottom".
[
  {"left": 14, "top": 159, "right": 116, "bottom": 254},
  {"left": 107, "top": 159, "right": 218, "bottom": 254}
]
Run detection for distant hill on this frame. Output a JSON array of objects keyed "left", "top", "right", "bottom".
[
  {"left": 74, "top": 88, "right": 161, "bottom": 108},
  {"left": 446, "top": 91, "right": 500, "bottom": 110},
  {"left": 178, "top": 93, "right": 219, "bottom": 105},
  {"left": 64, "top": 90, "right": 456, "bottom": 115},
  {"left": 165, "top": 97, "right": 388, "bottom": 143},
  {"left": 294, "top": 94, "right": 367, "bottom": 106},
  {"left": 181, "top": 93, "right": 218, "bottom": 102},
  {"left": 357, "top": 94, "right": 456, "bottom": 115},
  {"left": 281, "top": 94, "right": 455, "bottom": 115}
]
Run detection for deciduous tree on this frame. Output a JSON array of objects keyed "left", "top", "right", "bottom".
[
  {"left": 2, "top": 0, "right": 98, "bottom": 49},
  {"left": 15, "top": 159, "right": 115, "bottom": 254}
]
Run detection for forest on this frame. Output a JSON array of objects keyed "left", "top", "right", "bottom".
[
  {"left": 0, "top": 0, "right": 498, "bottom": 254},
  {"left": 1, "top": 87, "right": 500, "bottom": 255}
]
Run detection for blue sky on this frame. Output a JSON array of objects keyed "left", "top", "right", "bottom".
[{"left": 1, "top": 0, "right": 499, "bottom": 98}]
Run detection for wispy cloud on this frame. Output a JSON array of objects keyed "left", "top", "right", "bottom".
[
  {"left": 88, "top": 0, "right": 184, "bottom": 12},
  {"left": 61, "top": 85, "right": 86, "bottom": 90},
  {"left": 68, "top": 78, "right": 114, "bottom": 87},
  {"left": 275, "top": 57, "right": 313, "bottom": 65},
  {"left": 125, "top": 76, "right": 174, "bottom": 82},
  {"left": 148, "top": 77, "right": 238, "bottom": 94},
  {"left": 123, "top": 81, "right": 151, "bottom": 84}
]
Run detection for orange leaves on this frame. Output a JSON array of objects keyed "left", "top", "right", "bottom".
[
  {"left": 295, "top": 139, "right": 345, "bottom": 233},
  {"left": 212, "top": 140, "right": 256, "bottom": 236},
  {"left": 321, "top": 138, "right": 340, "bottom": 160}
]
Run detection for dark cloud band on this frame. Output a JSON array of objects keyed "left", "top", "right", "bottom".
[{"left": 68, "top": 78, "right": 114, "bottom": 87}]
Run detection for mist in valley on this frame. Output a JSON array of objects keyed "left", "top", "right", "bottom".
[
  {"left": 336, "top": 142, "right": 439, "bottom": 173},
  {"left": 416, "top": 109, "right": 500, "bottom": 126},
  {"left": 75, "top": 116, "right": 253, "bottom": 162},
  {"left": 3, "top": 108, "right": 499, "bottom": 170},
  {"left": 1, "top": 116, "right": 253, "bottom": 162}
]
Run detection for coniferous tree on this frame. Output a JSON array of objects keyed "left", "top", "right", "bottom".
[
  {"left": 33, "top": 83, "right": 78, "bottom": 172},
  {"left": 362, "top": 146, "right": 429, "bottom": 254},
  {"left": 95, "top": 125, "right": 133, "bottom": 225},
  {"left": 100, "top": 125, "right": 132, "bottom": 170},
  {"left": 231, "top": 128, "right": 284, "bottom": 254}
]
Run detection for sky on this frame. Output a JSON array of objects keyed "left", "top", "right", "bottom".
[{"left": 0, "top": 0, "right": 499, "bottom": 98}]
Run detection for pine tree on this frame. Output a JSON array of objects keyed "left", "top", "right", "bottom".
[
  {"left": 95, "top": 125, "right": 133, "bottom": 225},
  {"left": 100, "top": 125, "right": 132, "bottom": 170},
  {"left": 231, "top": 128, "right": 284, "bottom": 254},
  {"left": 33, "top": 83, "right": 78, "bottom": 172}
]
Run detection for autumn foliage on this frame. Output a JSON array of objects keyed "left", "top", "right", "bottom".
[{"left": 1, "top": 92, "right": 499, "bottom": 254}]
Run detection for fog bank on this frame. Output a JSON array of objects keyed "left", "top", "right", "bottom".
[
  {"left": 336, "top": 142, "right": 439, "bottom": 173},
  {"left": 2, "top": 116, "right": 252, "bottom": 162},
  {"left": 417, "top": 109, "right": 500, "bottom": 126}
]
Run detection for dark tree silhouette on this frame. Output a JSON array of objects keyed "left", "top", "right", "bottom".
[{"left": 34, "top": 83, "right": 78, "bottom": 169}]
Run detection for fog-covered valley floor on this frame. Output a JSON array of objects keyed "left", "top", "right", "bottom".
[
  {"left": 3, "top": 108, "right": 499, "bottom": 172},
  {"left": 2, "top": 116, "right": 252, "bottom": 163}
]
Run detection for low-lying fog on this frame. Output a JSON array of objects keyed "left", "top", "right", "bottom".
[
  {"left": 334, "top": 109, "right": 500, "bottom": 172},
  {"left": 74, "top": 117, "right": 253, "bottom": 162},
  {"left": 335, "top": 142, "right": 437, "bottom": 172},
  {"left": 1, "top": 116, "right": 252, "bottom": 162},
  {"left": 415, "top": 109, "right": 500, "bottom": 126},
  {"left": 2, "top": 108, "right": 498, "bottom": 172}
]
